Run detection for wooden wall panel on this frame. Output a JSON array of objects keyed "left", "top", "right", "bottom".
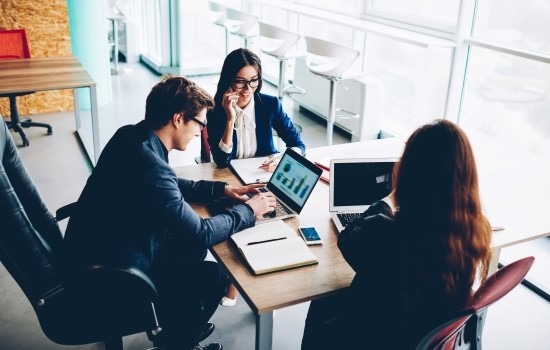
[{"left": 0, "top": 0, "right": 74, "bottom": 117}]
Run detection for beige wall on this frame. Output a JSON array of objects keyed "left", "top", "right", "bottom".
[{"left": 0, "top": 0, "right": 74, "bottom": 117}]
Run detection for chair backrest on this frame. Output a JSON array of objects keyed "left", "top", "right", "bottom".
[
  {"left": 199, "top": 127, "right": 212, "bottom": 163},
  {"left": 0, "top": 28, "right": 31, "bottom": 60},
  {"left": 208, "top": 0, "right": 227, "bottom": 27},
  {"left": 224, "top": 7, "right": 259, "bottom": 38},
  {"left": 258, "top": 22, "right": 301, "bottom": 59},
  {"left": 0, "top": 118, "right": 161, "bottom": 347},
  {"left": 303, "top": 35, "right": 359, "bottom": 79},
  {"left": 0, "top": 116, "right": 63, "bottom": 305},
  {"left": 415, "top": 256, "right": 535, "bottom": 350}
]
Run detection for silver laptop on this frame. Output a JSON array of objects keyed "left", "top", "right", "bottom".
[
  {"left": 329, "top": 158, "right": 398, "bottom": 232},
  {"left": 251, "top": 148, "right": 322, "bottom": 224}
]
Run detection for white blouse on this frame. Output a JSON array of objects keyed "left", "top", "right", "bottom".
[{"left": 218, "top": 98, "right": 257, "bottom": 158}]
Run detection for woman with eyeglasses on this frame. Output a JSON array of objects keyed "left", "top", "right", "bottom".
[{"left": 207, "top": 48, "right": 306, "bottom": 171}]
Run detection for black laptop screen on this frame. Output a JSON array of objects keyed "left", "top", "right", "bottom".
[{"left": 333, "top": 161, "right": 395, "bottom": 207}]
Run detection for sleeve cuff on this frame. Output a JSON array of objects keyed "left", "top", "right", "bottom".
[
  {"left": 219, "top": 140, "right": 233, "bottom": 154},
  {"left": 213, "top": 181, "right": 228, "bottom": 199}
]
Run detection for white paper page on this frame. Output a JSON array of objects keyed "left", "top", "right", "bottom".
[
  {"left": 230, "top": 220, "right": 296, "bottom": 248},
  {"left": 229, "top": 156, "right": 274, "bottom": 184}
]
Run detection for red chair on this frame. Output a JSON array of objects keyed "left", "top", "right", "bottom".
[
  {"left": 0, "top": 29, "right": 52, "bottom": 146},
  {"left": 416, "top": 256, "right": 535, "bottom": 350},
  {"left": 195, "top": 127, "right": 212, "bottom": 164}
]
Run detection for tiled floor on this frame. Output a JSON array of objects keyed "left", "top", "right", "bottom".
[{"left": 2, "top": 61, "right": 549, "bottom": 349}]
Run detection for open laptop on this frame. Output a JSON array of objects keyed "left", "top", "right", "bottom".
[
  {"left": 329, "top": 158, "right": 399, "bottom": 232},
  {"left": 250, "top": 148, "right": 323, "bottom": 224}
]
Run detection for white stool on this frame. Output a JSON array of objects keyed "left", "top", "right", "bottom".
[{"left": 303, "top": 36, "right": 360, "bottom": 146}]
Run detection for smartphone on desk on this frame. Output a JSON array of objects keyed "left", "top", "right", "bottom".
[{"left": 299, "top": 227, "right": 323, "bottom": 245}]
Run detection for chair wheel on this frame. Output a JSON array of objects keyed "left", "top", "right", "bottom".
[
  {"left": 22, "top": 139, "right": 30, "bottom": 147},
  {"left": 47, "top": 127, "right": 53, "bottom": 135}
]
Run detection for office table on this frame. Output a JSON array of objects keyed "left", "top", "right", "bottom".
[
  {"left": 173, "top": 136, "right": 550, "bottom": 350},
  {"left": 0, "top": 56, "right": 99, "bottom": 164}
]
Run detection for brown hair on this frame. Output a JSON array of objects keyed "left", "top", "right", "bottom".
[
  {"left": 394, "top": 119, "right": 492, "bottom": 309},
  {"left": 145, "top": 75, "right": 214, "bottom": 130}
]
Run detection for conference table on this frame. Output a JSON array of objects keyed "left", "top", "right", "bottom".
[
  {"left": 0, "top": 56, "right": 99, "bottom": 164},
  {"left": 173, "top": 136, "right": 550, "bottom": 350}
]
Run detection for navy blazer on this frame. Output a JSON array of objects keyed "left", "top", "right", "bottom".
[
  {"left": 207, "top": 93, "right": 305, "bottom": 168},
  {"left": 59, "top": 121, "right": 255, "bottom": 275}
]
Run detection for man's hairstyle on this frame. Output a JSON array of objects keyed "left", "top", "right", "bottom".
[
  {"left": 213, "top": 48, "right": 263, "bottom": 106},
  {"left": 144, "top": 76, "right": 215, "bottom": 130}
]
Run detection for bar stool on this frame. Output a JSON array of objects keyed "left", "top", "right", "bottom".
[
  {"left": 224, "top": 8, "right": 259, "bottom": 49},
  {"left": 257, "top": 22, "right": 305, "bottom": 101},
  {"left": 303, "top": 36, "right": 360, "bottom": 146},
  {"left": 208, "top": 1, "right": 229, "bottom": 56}
]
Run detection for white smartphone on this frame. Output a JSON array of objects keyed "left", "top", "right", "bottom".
[{"left": 299, "top": 227, "right": 323, "bottom": 245}]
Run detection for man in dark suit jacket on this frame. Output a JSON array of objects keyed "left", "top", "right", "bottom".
[{"left": 59, "top": 76, "right": 276, "bottom": 350}]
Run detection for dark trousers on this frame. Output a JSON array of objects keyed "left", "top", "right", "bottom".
[
  {"left": 302, "top": 290, "right": 369, "bottom": 350},
  {"left": 150, "top": 257, "right": 229, "bottom": 350}
]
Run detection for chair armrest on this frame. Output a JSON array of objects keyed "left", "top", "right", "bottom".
[{"left": 55, "top": 202, "right": 77, "bottom": 221}]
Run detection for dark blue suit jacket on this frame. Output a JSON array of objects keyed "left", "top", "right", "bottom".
[
  {"left": 59, "top": 121, "right": 255, "bottom": 275},
  {"left": 207, "top": 93, "right": 305, "bottom": 168}
]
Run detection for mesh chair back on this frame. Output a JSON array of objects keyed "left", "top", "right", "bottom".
[{"left": 0, "top": 28, "right": 31, "bottom": 60}]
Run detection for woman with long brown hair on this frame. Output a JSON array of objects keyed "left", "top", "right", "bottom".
[{"left": 302, "top": 119, "right": 492, "bottom": 349}]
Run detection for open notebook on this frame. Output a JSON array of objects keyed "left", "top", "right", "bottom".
[{"left": 231, "top": 221, "right": 318, "bottom": 275}]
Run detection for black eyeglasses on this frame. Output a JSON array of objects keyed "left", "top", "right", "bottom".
[
  {"left": 191, "top": 116, "right": 207, "bottom": 130},
  {"left": 233, "top": 78, "right": 260, "bottom": 89}
]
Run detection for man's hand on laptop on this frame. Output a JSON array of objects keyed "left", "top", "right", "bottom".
[
  {"left": 245, "top": 191, "right": 277, "bottom": 217},
  {"left": 224, "top": 184, "right": 267, "bottom": 202}
]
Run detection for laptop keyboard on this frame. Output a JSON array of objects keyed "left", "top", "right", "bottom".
[
  {"left": 337, "top": 213, "right": 362, "bottom": 227},
  {"left": 248, "top": 187, "right": 292, "bottom": 218}
]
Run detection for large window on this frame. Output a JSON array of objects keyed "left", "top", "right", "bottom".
[
  {"left": 364, "top": 37, "right": 452, "bottom": 135},
  {"left": 460, "top": 47, "right": 550, "bottom": 159},
  {"left": 364, "top": 0, "right": 461, "bottom": 36},
  {"left": 474, "top": 0, "right": 550, "bottom": 53}
]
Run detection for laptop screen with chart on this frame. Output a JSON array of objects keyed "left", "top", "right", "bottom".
[
  {"left": 255, "top": 148, "right": 322, "bottom": 224},
  {"left": 329, "top": 158, "right": 399, "bottom": 232}
]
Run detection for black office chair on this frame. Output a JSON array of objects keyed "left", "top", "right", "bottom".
[
  {"left": 0, "top": 28, "right": 53, "bottom": 147},
  {"left": 0, "top": 117, "right": 162, "bottom": 350}
]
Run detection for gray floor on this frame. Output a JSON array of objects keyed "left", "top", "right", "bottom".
[{"left": 2, "top": 61, "right": 549, "bottom": 349}]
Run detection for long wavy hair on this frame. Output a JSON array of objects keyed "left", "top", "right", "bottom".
[
  {"left": 393, "top": 119, "right": 492, "bottom": 311},
  {"left": 212, "top": 48, "right": 263, "bottom": 110}
]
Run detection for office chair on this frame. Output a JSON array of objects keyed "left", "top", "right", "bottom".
[
  {"left": 302, "top": 36, "right": 360, "bottom": 146},
  {"left": 195, "top": 127, "right": 212, "bottom": 164},
  {"left": 0, "top": 28, "right": 53, "bottom": 147},
  {"left": 208, "top": 1, "right": 229, "bottom": 57},
  {"left": 224, "top": 7, "right": 259, "bottom": 50},
  {"left": 415, "top": 256, "right": 535, "bottom": 350},
  {"left": 0, "top": 117, "right": 162, "bottom": 350}
]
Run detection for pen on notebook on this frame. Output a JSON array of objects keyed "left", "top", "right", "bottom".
[
  {"left": 247, "top": 237, "right": 287, "bottom": 246},
  {"left": 255, "top": 178, "right": 269, "bottom": 183},
  {"left": 258, "top": 154, "right": 282, "bottom": 169}
]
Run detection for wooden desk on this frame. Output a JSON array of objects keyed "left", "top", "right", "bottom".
[
  {"left": 174, "top": 136, "right": 550, "bottom": 349},
  {"left": 0, "top": 56, "right": 99, "bottom": 164},
  {"left": 174, "top": 137, "right": 404, "bottom": 350}
]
